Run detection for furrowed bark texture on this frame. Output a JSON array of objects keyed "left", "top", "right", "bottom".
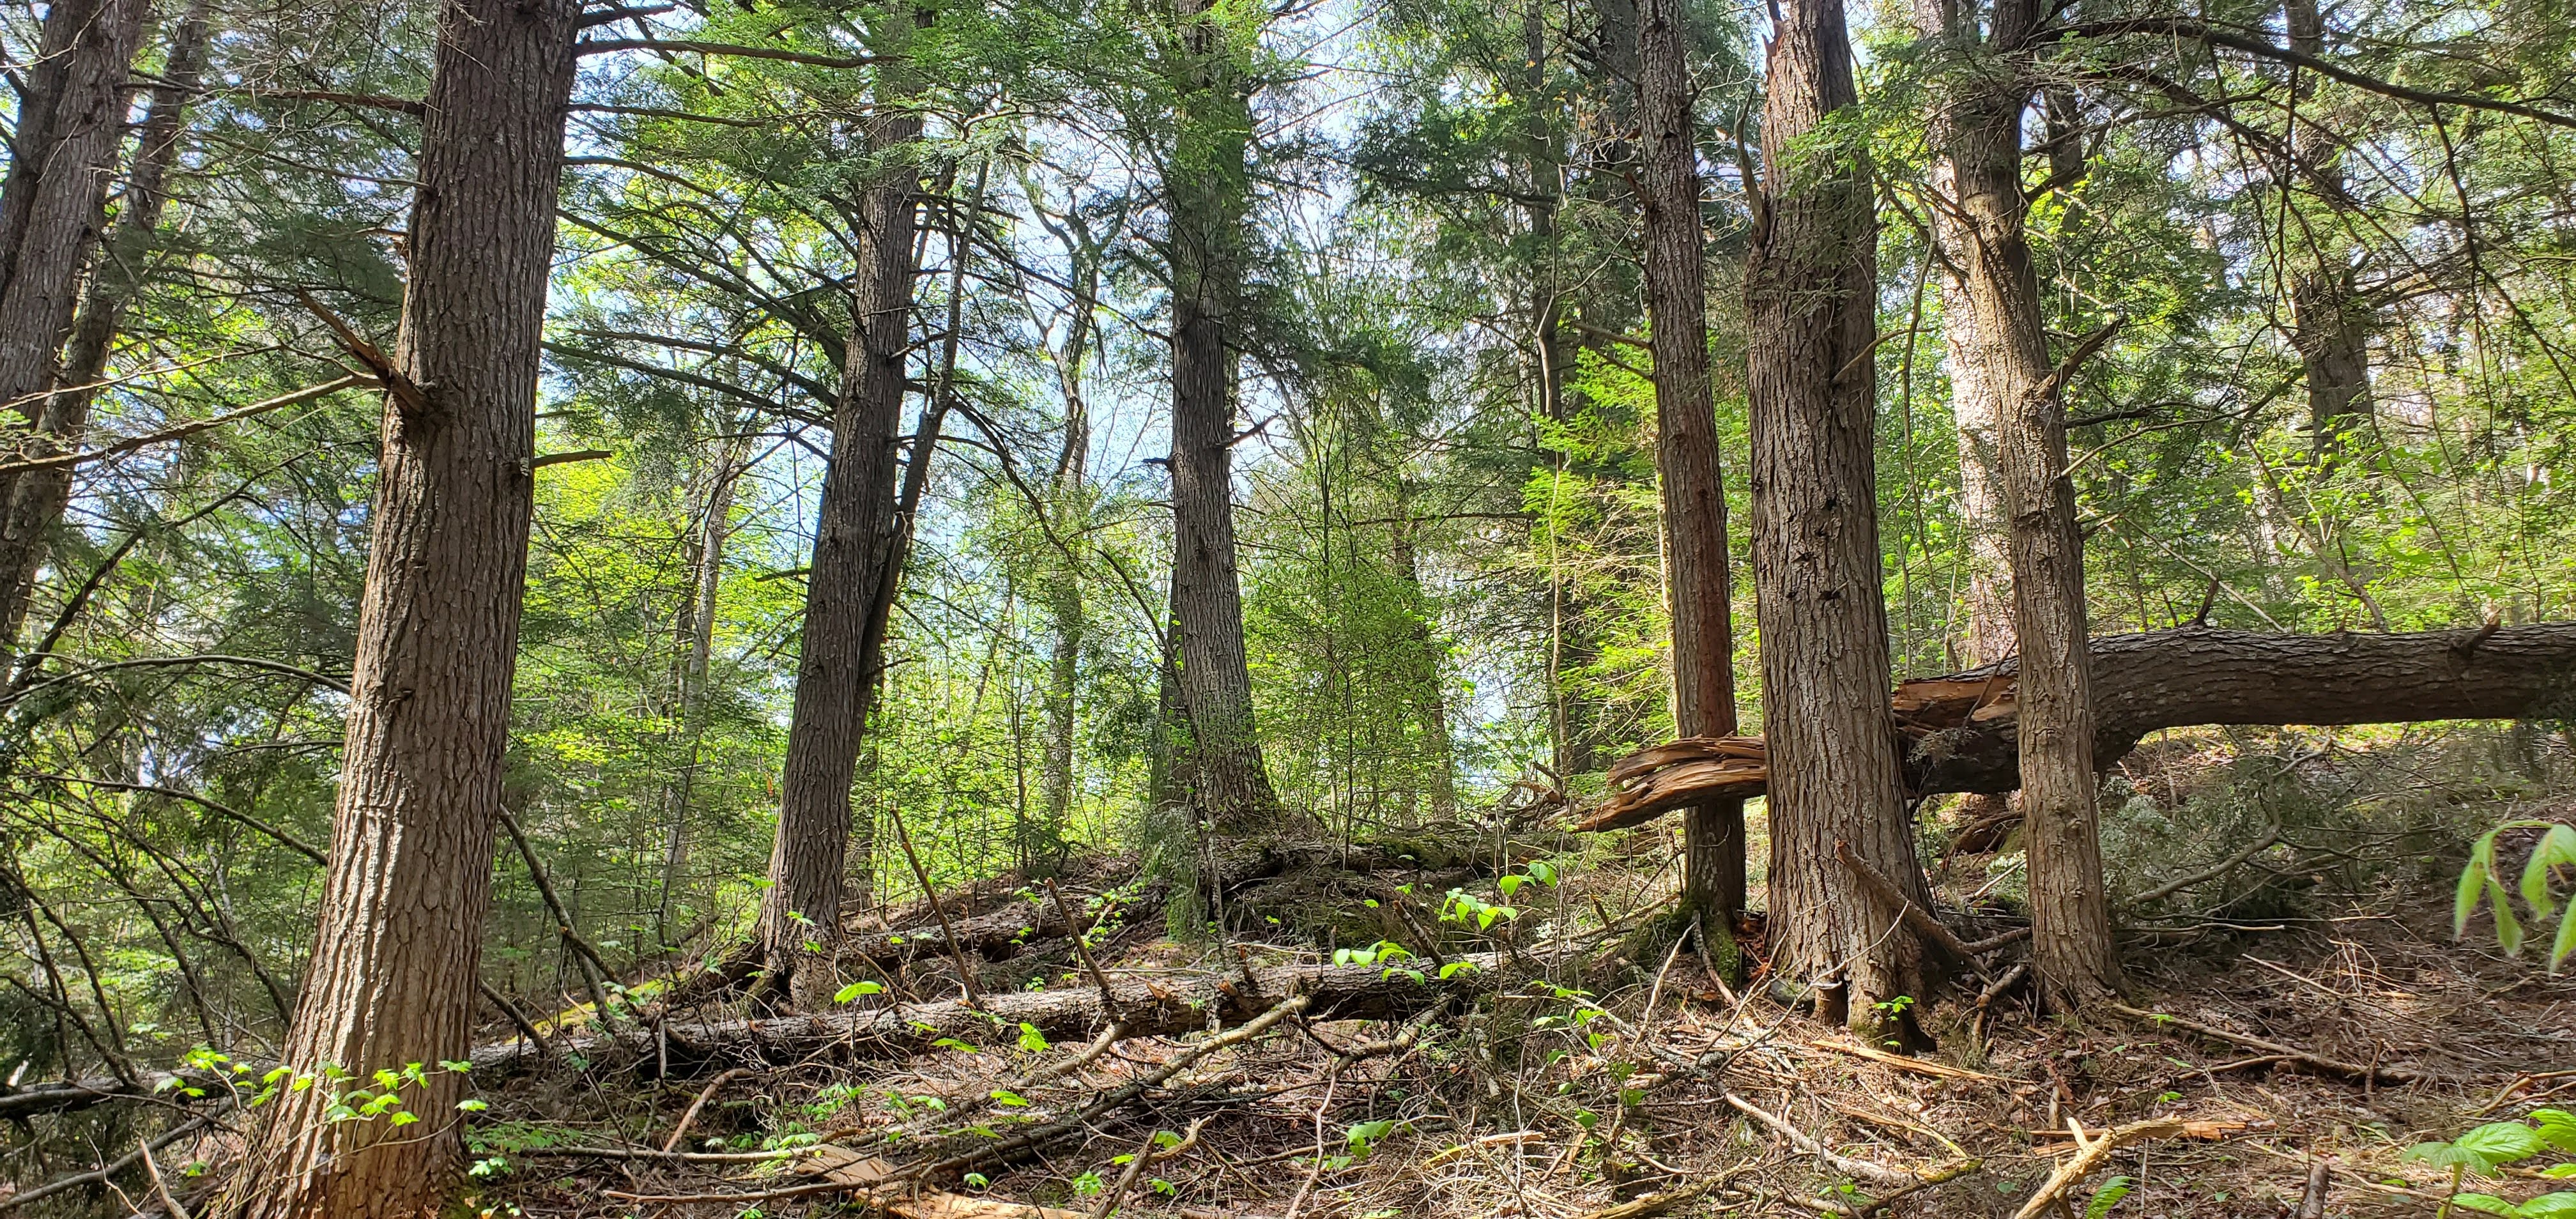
[
  {"left": 0, "top": 1, "right": 210, "bottom": 652},
  {"left": 2282, "top": 0, "right": 2371, "bottom": 450},
  {"left": 1744, "top": 0, "right": 1933, "bottom": 1025},
  {"left": 211, "top": 0, "right": 578, "bottom": 1211},
  {"left": 1581, "top": 622, "right": 2576, "bottom": 829},
  {"left": 761, "top": 10, "right": 924, "bottom": 1009},
  {"left": 1164, "top": 0, "right": 1282, "bottom": 832},
  {"left": 1639, "top": 0, "right": 1742, "bottom": 920},
  {"left": 0, "top": 0, "right": 151, "bottom": 643},
  {"left": 473, "top": 953, "right": 1503, "bottom": 1077},
  {"left": 1928, "top": 0, "right": 2120, "bottom": 1005}
]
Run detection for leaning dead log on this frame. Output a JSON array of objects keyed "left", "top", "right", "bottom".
[
  {"left": 1581, "top": 622, "right": 2576, "bottom": 831},
  {"left": 474, "top": 951, "right": 1502, "bottom": 1078}
]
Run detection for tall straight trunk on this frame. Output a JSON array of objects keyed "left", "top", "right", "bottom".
[
  {"left": 1388, "top": 493, "right": 1459, "bottom": 819},
  {"left": 0, "top": 0, "right": 152, "bottom": 644},
  {"left": 2282, "top": 0, "right": 2370, "bottom": 451},
  {"left": 1038, "top": 280, "right": 1092, "bottom": 857},
  {"left": 1637, "top": 0, "right": 1742, "bottom": 920},
  {"left": 1164, "top": 0, "right": 1281, "bottom": 833},
  {"left": 658, "top": 436, "right": 743, "bottom": 940},
  {"left": 1744, "top": 0, "right": 1933, "bottom": 1029},
  {"left": 1929, "top": 167, "right": 2015, "bottom": 671},
  {"left": 1922, "top": 0, "right": 2121, "bottom": 1007},
  {"left": 759, "top": 12, "right": 924, "bottom": 1009},
  {"left": 211, "top": 0, "right": 576, "bottom": 1210}
]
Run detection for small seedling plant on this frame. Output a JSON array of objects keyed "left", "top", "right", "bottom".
[
  {"left": 2401, "top": 1110, "right": 2576, "bottom": 1218},
  {"left": 2455, "top": 819, "right": 2576, "bottom": 972}
]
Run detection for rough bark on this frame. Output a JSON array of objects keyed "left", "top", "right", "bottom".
[
  {"left": 0, "top": 0, "right": 153, "bottom": 643},
  {"left": 1580, "top": 621, "right": 2576, "bottom": 827},
  {"left": 2281, "top": 0, "right": 2372, "bottom": 450},
  {"left": 1637, "top": 0, "right": 1742, "bottom": 921},
  {"left": 1163, "top": 0, "right": 1282, "bottom": 832},
  {"left": 0, "top": 0, "right": 209, "bottom": 652},
  {"left": 210, "top": 0, "right": 578, "bottom": 1210},
  {"left": 1744, "top": 0, "right": 1932, "bottom": 1026},
  {"left": 475, "top": 952, "right": 1503, "bottom": 1077},
  {"left": 1923, "top": 0, "right": 2120, "bottom": 1004},
  {"left": 760, "top": 11, "right": 924, "bottom": 1009},
  {"left": 1928, "top": 167, "right": 2014, "bottom": 673}
]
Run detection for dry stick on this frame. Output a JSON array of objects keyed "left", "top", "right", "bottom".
[
  {"left": 2012, "top": 1119, "right": 2186, "bottom": 1219},
  {"left": 888, "top": 799, "right": 984, "bottom": 1007},
  {"left": 2106, "top": 1002, "right": 2425, "bottom": 1084},
  {"left": 497, "top": 808, "right": 627, "bottom": 1031},
  {"left": 2125, "top": 819, "right": 2283, "bottom": 906},
  {"left": 661, "top": 1066, "right": 747, "bottom": 1152},
  {"left": 1722, "top": 1092, "right": 1917, "bottom": 1187},
  {"left": 0, "top": 1110, "right": 218, "bottom": 1212},
  {"left": 1282, "top": 1075, "right": 1337, "bottom": 1219},
  {"left": 2297, "top": 1155, "right": 2331, "bottom": 1219},
  {"left": 1046, "top": 878, "right": 1121, "bottom": 1020},
  {"left": 1562, "top": 1170, "right": 1747, "bottom": 1219},
  {"left": 1833, "top": 841, "right": 2027, "bottom": 960},
  {"left": 480, "top": 980, "right": 556, "bottom": 1057},
  {"left": 139, "top": 1138, "right": 191, "bottom": 1219},
  {"left": 1088, "top": 1116, "right": 1207, "bottom": 1219}
]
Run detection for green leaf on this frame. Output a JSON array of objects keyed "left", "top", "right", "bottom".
[
  {"left": 2452, "top": 1193, "right": 2520, "bottom": 1216},
  {"left": 1498, "top": 875, "right": 1524, "bottom": 898},
  {"left": 1438, "top": 960, "right": 1478, "bottom": 979},
  {"left": 1528, "top": 861, "right": 1556, "bottom": 886},
  {"left": 2462, "top": 830, "right": 2501, "bottom": 939},
  {"left": 2555, "top": 900, "right": 2576, "bottom": 975},
  {"left": 2529, "top": 1110, "right": 2576, "bottom": 1153},
  {"left": 456, "top": 1098, "right": 488, "bottom": 1112},
  {"left": 2518, "top": 1193, "right": 2576, "bottom": 1218},
  {"left": 388, "top": 1110, "right": 420, "bottom": 1127},
  {"left": 2404, "top": 1142, "right": 2485, "bottom": 1170},
  {"left": 932, "top": 1038, "right": 980, "bottom": 1054},
  {"left": 2457, "top": 1121, "right": 2550, "bottom": 1169},
  {"left": 2524, "top": 826, "right": 2576, "bottom": 923},
  {"left": 2543, "top": 1165, "right": 2576, "bottom": 1180},
  {"left": 989, "top": 1089, "right": 1028, "bottom": 1107},
  {"left": 1017, "top": 1023, "right": 1050, "bottom": 1054},
  {"left": 2082, "top": 1175, "right": 2133, "bottom": 1219}
]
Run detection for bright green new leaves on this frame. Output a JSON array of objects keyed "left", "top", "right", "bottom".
[{"left": 2455, "top": 820, "right": 2576, "bottom": 972}]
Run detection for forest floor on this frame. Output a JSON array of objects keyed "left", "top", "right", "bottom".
[{"left": 456, "top": 789, "right": 2576, "bottom": 1218}]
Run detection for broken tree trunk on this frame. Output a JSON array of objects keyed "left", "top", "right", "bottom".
[
  {"left": 473, "top": 952, "right": 1501, "bottom": 1078},
  {"left": 1579, "top": 621, "right": 2576, "bottom": 831}
]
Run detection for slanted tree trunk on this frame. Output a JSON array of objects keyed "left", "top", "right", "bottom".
[
  {"left": 0, "top": 0, "right": 209, "bottom": 653},
  {"left": 1163, "top": 0, "right": 1282, "bottom": 833},
  {"left": 209, "top": 0, "right": 578, "bottom": 1210},
  {"left": 1744, "top": 0, "right": 1935, "bottom": 1029},
  {"left": 2281, "top": 0, "right": 2371, "bottom": 452},
  {"left": 1637, "top": 0, "right": 1743, "bottom": 921},
  {"left": 760, "top": 9, "right": 926, "bottom": 1009},
  {"left": 0, "top": 0, "right": 153, "bottom": 646},
  {"left": 1924, "top": 0, "right": 2120, "bottom": 1006}
]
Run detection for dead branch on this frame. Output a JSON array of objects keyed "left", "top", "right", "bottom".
[
  {"left": 2106, "top": 1002, "right": 2426, "bottom": 1084},
  {"left": 2012, "top": 1118, "right": 2188, "bottom": 1219}
]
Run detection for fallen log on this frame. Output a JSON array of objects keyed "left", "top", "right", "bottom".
[
  {"left": 475, "top": 951, "right": 1502, "bottom": 1077},
  {"left": 1580, "top": 622, "right": 2576, "bottom": 831}
]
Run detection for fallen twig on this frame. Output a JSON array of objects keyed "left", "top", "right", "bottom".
[
  {"left": 661, "top": 1065, "right": 747, "bottom": 1152},
  {"left": 2108, "top": 1002, "right": 2425, "bottom": 1084},
  {"left": 1722, "top": 1091, "right": 1916, "bottom": 1187},
  {"left": 2012, "top": 1118, "right": 2186, "bottom": 1219}
]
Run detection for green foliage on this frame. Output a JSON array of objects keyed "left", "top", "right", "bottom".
[{"left": 2455, "top": 821, "right": 2576, "bottom": 972}]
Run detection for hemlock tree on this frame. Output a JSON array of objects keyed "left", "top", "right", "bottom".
[
  {"left": 1744, "top": 0, "right": 1936, "bottom": 1028},
  {"left": 213, "top": 0, "right": 579, "bottom": 1208},
  {"left": 1637, "top": 0, "right": 1743, "bottom": 923},
  {"left": 757, "top": 3, "right": 929, "bottom": 1009},
  {"left": 1914, "top": 0, "right": 2122, "bottom": 1008},
  {"left": 1159, "top": 0, "right": 1283, "bottom": 831}
]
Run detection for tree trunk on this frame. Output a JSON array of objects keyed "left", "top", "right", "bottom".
[
  {"left": 758, "top": 10, "right": 926, "bottom": 1009},
  {"left": 2281, "top": 0, "right": 2371, "bottom": 451},
  {"left": 1388, "top": 499, "right": 1459, "bottom": 820},
  {"left": 1637, "top": 0, "right": 1743, "bottom": 922},
  {"left": 0, "top": 0, "right": 209, "bottom": 652},
  {"left": 1928, "top": 0, "right": 2121, "bottom": 1006},
  {"left": 1036, "top": 211, "right": 1093, "bottom": 868},
  {"left": 1164, "top": 0, "right": 1282, "bottom": 833},
  {"left": 1581, "top": 621, "right": 2576, "bottom": 826},
  {"left": 0, "top": 0, "right": 152, "bottom": 645},
  {"left": 658, "top": 433, "right": 744, "bottom": 940},
  {"left": 1745, "top": 0, "right": 1933, "bottom": 1030},
  {"left": 210, "top": 0, "right": 578, "bottom": 1210}
]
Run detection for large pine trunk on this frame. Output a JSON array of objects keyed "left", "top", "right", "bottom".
[
  {"left": 1744, "top": 0, "right": 1935, "bottom": 1028},
  {"left": 211, "top": 0, "right": 578, "bottom": 1210},
  {"left": 0, "top": 0, "right": 152, "bottom": 645},
  {"left": 1164, "top": 0, "right": 1282, "bottom": 832},
  {"left": 760, "top": 19, "right": 925, "bottom": 1008},
  {"left": 1929, "top": 0, "right": 2122, "bottom": 1006},
  {"left": 1637, "top": 0, "right": 1742, "bottom": 920}
]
